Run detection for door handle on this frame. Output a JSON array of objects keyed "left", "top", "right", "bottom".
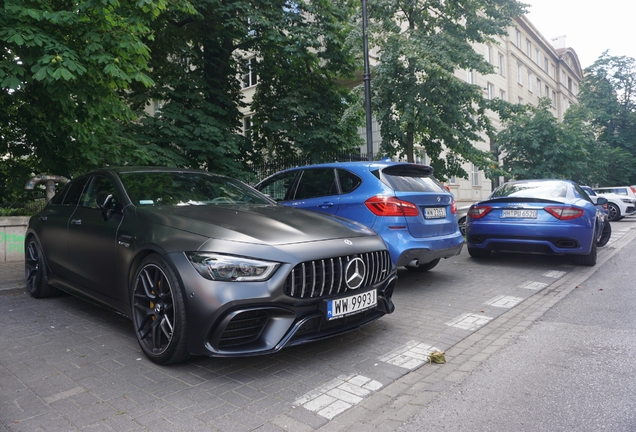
[
  {"left": 39, "top": 216, "right": 48, "bottom": 221},
  {"left": 318, "top": 202, "right": 334, "bottom": 209},
  {"left": 71, "top": 219, "right": 82, "bottom": 226}
]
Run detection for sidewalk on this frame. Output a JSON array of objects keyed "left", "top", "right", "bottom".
[{"left": 0, "top": 261, "right": 26, "bottom": 294}]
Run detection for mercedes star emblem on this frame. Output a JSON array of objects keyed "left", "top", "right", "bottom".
[{"left": 345, "top": 257, "right": 366, "bottom": 290}]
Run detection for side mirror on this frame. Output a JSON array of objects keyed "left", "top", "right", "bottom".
[
  {"left": 96, "top": 190, "right": 115, "bottom": 220},
  {"left": 596, "top": 197, "right": 608, "bottom": 206}
]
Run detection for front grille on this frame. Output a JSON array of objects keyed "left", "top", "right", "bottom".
[
  {"left": 219, "top": 310, "right": 268, "bottom": 348},
  {"left": 284, "top": 250, "right": 392, "bottom": 299}
]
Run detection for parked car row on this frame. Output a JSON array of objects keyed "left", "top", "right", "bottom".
[{"left": 23, "top": 162, "right": 622, "bottom": 364}]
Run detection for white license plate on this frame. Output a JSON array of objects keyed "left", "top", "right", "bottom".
[
  {"left": 425, "top": 207, "right": 446, "bottom": 219},
  {"left": 326, "top": 290, "right": 377, "bottom": 320},
  {"left": 501, "top": 209, "right": 538, "bottom": 218}
]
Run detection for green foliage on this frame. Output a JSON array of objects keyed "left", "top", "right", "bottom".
[
  {"left": 249, "top": 0, "right": 363, "bottom": 163},
  {"left": 367, "top": 0, "right": 524, "bottom": 180},
  {"left": 1, "top": 0, "right": 190, "bottom": 184},
  {"left": 578, "top": 52, "right": 636, "bottom": 184}
]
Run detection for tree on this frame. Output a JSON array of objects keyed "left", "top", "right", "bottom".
[
  {"left": 493, "top": 98, "right": 592, "bottom": 181},
  {"left": 126, "top": 0, "right": 364, "bottom": 180},
  {"left": 0, "top": 0, "right": 188, "bottom": 203},
  {"left": 578, "top": 52, "right": 636, "bottom": 184},
  {"left": 249, "top": 0, "right": 363, "bottom": 164},
  {"left": 367, "top": 0, "right": 524, "bottom": 180}
]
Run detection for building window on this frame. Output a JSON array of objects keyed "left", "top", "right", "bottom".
[
  {"left": 568, "top": 76, "right": 572, "bottom": 91},
  {"left": 517, "top": 63, "right": 523, "bottom": 85},
  {"left": 466, "top": 70, "right": 474, "bottom": 84},
  {"left": 486, "top": 45, "right": 493, "bottom": 64},
  {"left": 471, "top": 164, "right": 480, "bottom": 186},
  {"left": 544, "top": 56, "right": 549, "bottom": 72},
  {"left": 551, "top": 90, "right": 556, "bottom": 108},
  {"left": 448, "top": 176, "right": 457, "bottom": 185},
  {"left": 535, "top": 48, "right": 540, "bottom": 64},
  {"left": 242, "top": 115, "right": 254, "bottom": 137},
  {"left": 526, "top": 39, "right": 531, "bottom": 57},
  {"left": 516, "top": 29, "right": 521, "bottom": 47},
  {"left": 498, "top": 53, "right": 505, "bottom": 76},
  {"left": 561, "top": 71, "right": 567, "bottom": 85},
  {"left": 545, "top": 84, "right": 550, "bottom": 98},
  {"left": 528, "top": 72, "right": 533, "bottom": 92},
  {"left": 499, "top": 90, "right": 506, "bottom": 101},
  {"left": 550, "top": 63, "right": 556, "bottom": 79},
  {"left": 242, "top": 58, "right": 258, "bottom": 89},
  {"left": 537, "top": 79, "right": 542, "bottom": 97},
  {"left": 487, "top": 83, "right": 494, "bottom": 100},
  {"left": 573, "top": 83, "right": 578, "bottom": 95}
]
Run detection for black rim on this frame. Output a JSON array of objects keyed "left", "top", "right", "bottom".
[
  {"left": 132, "top": 264, "right": 176, "bottom": 355},
  {"left": 25, "top": 240, "right": 40, "bottom": 292}
]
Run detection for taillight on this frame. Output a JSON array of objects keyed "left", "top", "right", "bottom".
[
  {"left": 467, "top": 205, "right": 492, "bottom": 219},
  {"left": 630, "top": 186, "right": 636, "bottom": 195},
  {"left": 544, "top": 206, "right": 584, "bottom": 220},
  {"left": 451, "top": 201, "right": 457, "bottom": 214},
  {"left": 364, "top": 196, "right": 419, "bottom": 217}
]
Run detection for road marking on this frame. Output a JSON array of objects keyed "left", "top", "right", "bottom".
[
  {"left": 379, "top": 341, "right": 439, "bottom": 370},
  {"left": 484, "top": 295, "right": 524, "bottom": 308},
  {"left": 446, "top": 313, "right": 493, "bottom": 331},
  {"left": 294, "top": 374, "right": 382, "bottom": 420},
  {"left": 519, "top": 281, "right": 548, "bottom": 290},
  {"left": 543, "top": 270, "right": 567, "bottom": 278}
]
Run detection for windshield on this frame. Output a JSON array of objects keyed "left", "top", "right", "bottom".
[
  {"left": 491, "top": 181, "right": 570, "bottom": 199},
  {"left": 120, "top": 171, "right": 273, "bottom": 207}
]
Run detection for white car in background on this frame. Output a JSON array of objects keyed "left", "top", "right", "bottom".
[{"left": 584, "top": 186, "right": 636, "bottom": 221}]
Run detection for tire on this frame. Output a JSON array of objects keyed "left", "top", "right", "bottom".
[
  {"left": 458, "top": 217, "right": 467, "bottom": 236},
  {"left": 468, "top": 247, "right": 491, "bottom": 259},
  {"left": 607, "top": 203, "right": 621, "bottom": 221},
  {"left": 597, "top": 221, "right": 612, "bottom": 248},
  {"left": 131, "top": 255, "right": 190, "bottom": 365},
  {"left": 24, "top": 237, "right": 58, "bottom": 298},
  {"left": 572, "top": 235, "right": 597, "bottom": 266},
  {"left": 405, "top": 258, "right": 440, "bottom": 272}
]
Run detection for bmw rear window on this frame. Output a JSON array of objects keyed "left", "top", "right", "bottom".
[{"left": 373, "top": 165, "right": 446, "bottom": 193}]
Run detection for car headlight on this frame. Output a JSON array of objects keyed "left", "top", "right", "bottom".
[
  {"left": 186, "top": 252, "right": 280, "bottom": 282},
  {"left": 621, "top": 198, "right": 635, "bottom": 204}
]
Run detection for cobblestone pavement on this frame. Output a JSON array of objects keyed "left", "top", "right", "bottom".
[{"left": 1, "top": 220, "right": 635, "bottom": 431}]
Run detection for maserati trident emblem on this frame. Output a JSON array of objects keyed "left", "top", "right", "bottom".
[
  {"left": 345, "top": 257, "right": 366, "bottom": 290},
  {"left": 436, "top": 196, "right": 441, "bottom": 203}
]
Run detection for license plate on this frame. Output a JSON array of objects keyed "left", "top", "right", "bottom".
[
  {"left": 425, "top": 207, "right": 446, "bottom": 219},
  {"left": 501, "top": 209, "right": 538, "bottom": 218},
  {"left": 326, "top": 289, "right": 377, "bottom": 320}
]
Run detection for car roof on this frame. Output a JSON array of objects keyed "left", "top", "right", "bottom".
[{"left": 270, "top": 160, "right": 434, "bottom": 174}]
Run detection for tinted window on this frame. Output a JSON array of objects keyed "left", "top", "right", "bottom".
[
  {"left": 294, "top": 169, "right": 337, "bottom": 199},
  {"left": 120, "top": 172, "right": 272, "bottom": 206},
  {"left": 492, "top": 181, "right": 569, "bottom": 198},
  {"left": 337, "top": 169, "right": 362, "bottom": 194},
  {"left": 376, "top": 167, "right": 446, "bottom": 193},
  {"left": 62, "top": 177, "right": 90, "bottom": 206},
  {"left": 49, "top": 181, "right": 71, "bottom": 205},
  {"left": 257, "top": 171, "right": 297, "bottom": 202},
  {"left": 80, "top": 176, "right": 118, "bottom": 209},
  {"left": 597, "top": 188, "right": 627, "bottom": 196}
]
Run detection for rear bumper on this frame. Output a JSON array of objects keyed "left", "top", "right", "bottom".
[{"left": 394, "top": 241, "right": 464, "bottom": 267}]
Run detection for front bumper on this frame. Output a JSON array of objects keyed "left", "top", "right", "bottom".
[{"left": 166, "top": 240, "right": 397, "bottom": 358}]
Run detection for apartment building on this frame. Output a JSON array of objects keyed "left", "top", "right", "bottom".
[{"left": 448, "top": 15, "right": 583, "bottom": 205}]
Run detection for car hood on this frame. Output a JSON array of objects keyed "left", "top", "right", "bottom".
[{"left": 134, "top": 204, "right": 377, "bottom": 246}]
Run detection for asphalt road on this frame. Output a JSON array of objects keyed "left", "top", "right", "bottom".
[
  {"left": 399, "top": 222, "right": 636, "bottom": 432},
  {"left": 1, "top": 219, "right": 635, "bottom": 431}
]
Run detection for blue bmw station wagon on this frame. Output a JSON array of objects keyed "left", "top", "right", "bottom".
[{"left": 255, "top": 160, "right": 464, "bottom": 272}]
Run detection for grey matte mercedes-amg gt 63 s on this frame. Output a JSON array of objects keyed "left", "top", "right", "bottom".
[{"left": 25, "top": 167, "right": 397, "bottom": 365}]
